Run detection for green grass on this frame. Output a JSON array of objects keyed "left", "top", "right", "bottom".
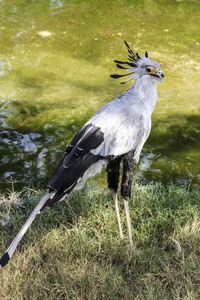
[{"left": 0, "top": 182, "right": 200, "bottom": 299}]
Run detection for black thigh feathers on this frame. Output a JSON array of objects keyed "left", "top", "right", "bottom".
[
  {"left": 121, "top": 151, "right": 136, "bottom": 200},
  {"left": 106, "top": 151, "right": 137, "bottom": 200},
  {"left": 42, "top": 124, "right": 104, "bottom": 210},
  {"left": 106, "top": 157, "right": 121, "bottom": 193}
]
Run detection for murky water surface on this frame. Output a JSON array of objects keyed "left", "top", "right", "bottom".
[{"left": 0, "top": 0, "right": 200, "bottom": 191}]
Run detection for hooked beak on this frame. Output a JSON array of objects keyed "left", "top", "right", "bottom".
[
  {"left": 159, "top": 71, "right": 165, "bottom": 81},
  {"left": 150, "top": 70, "right": 165, "bottom": 82}
]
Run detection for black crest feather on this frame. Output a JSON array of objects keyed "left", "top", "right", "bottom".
[
  {"left": 110, "top": 40, "right": 141, "bottom": 84},
  {"left": 110, "top": 72, "right": 134, "bottom": 79},
  {"left": 114, "top": 60, "right": 137, "bottom": 68},
  {"left": 114, "top": 60, "right": 128, "bottom": 64},
  {"left": 124, "top": 40, "right": 131, "bottom": 49},
  {"left": 136, "top": 53, "right": 141, "bottom": 60},
  {"left": 116, "top": 64, "right": 129, "bottom": 70}
]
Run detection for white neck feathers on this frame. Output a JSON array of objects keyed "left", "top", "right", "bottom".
[{"left": 130, "top": 77, "right": 158, "bottom": 114}]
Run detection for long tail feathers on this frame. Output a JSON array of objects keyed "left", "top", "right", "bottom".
[{"left": 0, "top": 191, "right": 55, "bottom": 269}]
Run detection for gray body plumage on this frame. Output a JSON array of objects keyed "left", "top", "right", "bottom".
[
  {"left": 87, "top": 76, "right": 157, "bottom": 159},
  {"left": 77, "top": 76, "right": 158, "bottom": 187},
  {"left": 0, "top": 42, "right": 164, "bottom": 268}
]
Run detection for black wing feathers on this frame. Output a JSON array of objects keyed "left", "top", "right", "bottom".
[
  {"left": 41, "top": 124, "right": 104, "bottom": 210},
  {"left": 65, "top": 124, "right": 91, "bottom": 154},
  {"left": 65, "top": 125, "right": 104, "bottom": 162},
  {"left": 46, "top": 124, "right": 104, "bottom": 202}
]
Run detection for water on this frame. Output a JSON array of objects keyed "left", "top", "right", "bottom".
[{"left": 0, "top": 0, "right": 200, "bottom": 191}]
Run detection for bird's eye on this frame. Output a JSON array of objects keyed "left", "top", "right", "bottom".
[{"left": 146, "top": 67, "right": 151, "bottom": 73}]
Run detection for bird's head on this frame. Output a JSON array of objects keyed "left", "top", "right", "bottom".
[{"left": 110, "top": 41, "right": 164, "bottom": 84}]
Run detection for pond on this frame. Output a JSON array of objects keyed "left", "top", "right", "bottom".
[{"left": 0, "top": 0, "right": 200, "bottom": 191}]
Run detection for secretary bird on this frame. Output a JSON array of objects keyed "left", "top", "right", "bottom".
[{"left": 0, "top": 41, "right": 164, "bottom": 268}]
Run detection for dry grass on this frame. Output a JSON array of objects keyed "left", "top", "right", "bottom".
[{"left": 0, "top": 182, "right": 200, "bottom": 299}]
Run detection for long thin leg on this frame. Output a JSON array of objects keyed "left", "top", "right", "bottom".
[
  {"left": 106, "top": 158, "right": 123, "bottom": 240},
  {"left": 112, "top": 191, "right": 123, "bottom": 240},
  {"left": 121, "top": 151, "right": 136, "bottom": 249},
  {"left": 123, "top": 198, "right": 134, "bottom": 249}
]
